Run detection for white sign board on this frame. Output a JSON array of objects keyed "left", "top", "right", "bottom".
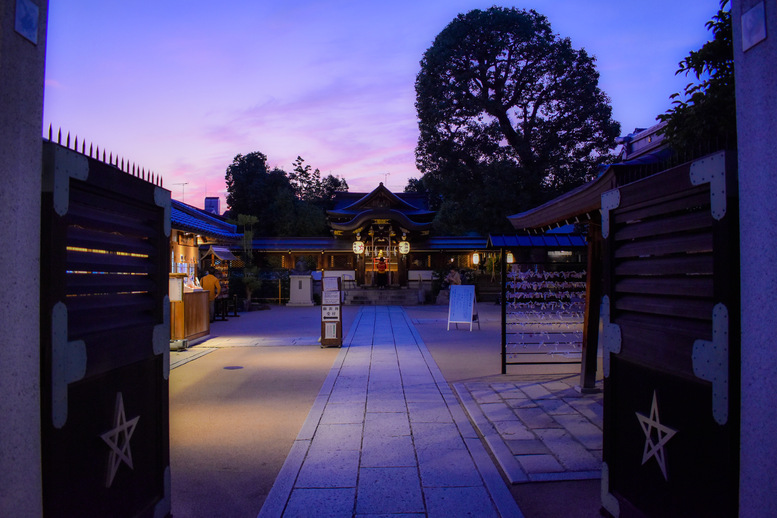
[
  {"left": 322, "top": 290, "right": 341, "bottom": 305},
  {"left": 447, "top": 285, "right": 479, "bottom": 331},
  {"left": 322, "top": 305, "right": 340, "bottom": 320}
]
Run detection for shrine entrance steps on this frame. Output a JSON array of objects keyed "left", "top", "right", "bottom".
[{"left": 344, "top": 287, "right": 423, "bottom": 306}]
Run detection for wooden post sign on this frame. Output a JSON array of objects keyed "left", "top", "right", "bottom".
[
  {"left": 321, "top": 276, "right": 343, "bottom": 347},
  {"left": 447, "top": 285, "right": 480, "bottom": 331}
]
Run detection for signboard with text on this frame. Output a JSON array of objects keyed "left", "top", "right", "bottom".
[{"left": 447, "top": 285, "right": 479, "bottom": 331}]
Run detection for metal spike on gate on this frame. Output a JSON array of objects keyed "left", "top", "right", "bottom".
[
  {"left": 74, "top": 136, "right": 78, "bottom": 151},
  {"left": 89, "top": 143, "right": 93, "bottom": 158},
  {"left": 66, "top": 132, "right": 70, "bottom": 148},
  {"left": 57, "top": 128, "right": 62, "bottom": 144},
  {"left": 48, "top": 124, "right": 53, "bottom": 141}
]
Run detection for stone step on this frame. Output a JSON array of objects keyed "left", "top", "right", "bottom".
[{"left": 344, "top": 288, "right": 422, "bottom": 306}]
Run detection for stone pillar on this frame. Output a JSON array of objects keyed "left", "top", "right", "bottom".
[
  {"left": 0, "top": 0, "right": 47, "bottom": 515},
  {"left": 733, "top": 1, "right": 777, "bottom": 516}
]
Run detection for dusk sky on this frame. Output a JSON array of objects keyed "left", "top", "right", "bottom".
[{"left": 43, "top": 1, "right": 717, "bottom": 209}]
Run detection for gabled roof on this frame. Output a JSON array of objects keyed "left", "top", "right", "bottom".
[
  {"left": 328, "top": 183, "right": 434, "bottom": 218},
  {"left": 171, "top": 199, "right": 242, "bottom": 241}
]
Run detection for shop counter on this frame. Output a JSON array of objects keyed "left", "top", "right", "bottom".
[{"left": 171, "top": 289, "right": 210, "bottom": 341}]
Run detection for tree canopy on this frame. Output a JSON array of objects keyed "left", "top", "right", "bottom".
[
  {"left": 657, "top": 0, "right": 735, "bottom": 156},
  {"left": 224, "top": 152, "right": 348, "bottom": 237},
  {"left": 413, "top": 6, "right": 620, "bottom": 234}
]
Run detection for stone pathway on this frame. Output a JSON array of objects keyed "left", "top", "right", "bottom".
[
  {"left": 456, "top": 377, "right": 603, "bottom": 484},
  {"left": 258, "top": 306, "right": 522, "bottom": 518}
]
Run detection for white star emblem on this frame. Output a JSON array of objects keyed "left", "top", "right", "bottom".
[
  {"left": 635, "top": 390, "right": 677, "bottom": 481},
  {"left": 100, "top": 392, "right": 140, "bottom": 488}
]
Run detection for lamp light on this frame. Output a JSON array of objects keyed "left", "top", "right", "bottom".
[
  {"left": 506, "top": 251, "right": 515, "bottom": 264},
  {"left": 398, "top": 241, "right": 410, "bottom": 255},
  {"left": 472, "top": 252, "right": 480, "bottom": 265},
  {"left": 353, "top": 241, "right": 365, "bottom": 254}
]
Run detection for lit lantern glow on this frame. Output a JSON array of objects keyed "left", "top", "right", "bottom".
[
  {"left": 472, "top": 252, "right": 480, "bottom": 265},
  {"left": 352, "top": 241, "right": 365, "bottom": 254},
  {"left": 398, "top": 241, "right": 410, "bottom": 254},
  {"left": 506, "top": 251, "right": 515, "bottom": 264}
]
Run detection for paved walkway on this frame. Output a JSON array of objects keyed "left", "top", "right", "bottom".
[{"left": 258, "top": 306, "right": 523, "bottom": 518}]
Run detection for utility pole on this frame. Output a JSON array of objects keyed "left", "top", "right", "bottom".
[{"left": 172, "top": 182, "right": 188, "bottom": 203}]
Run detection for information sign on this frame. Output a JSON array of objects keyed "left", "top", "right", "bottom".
[
  {"left": 447, "top": 285, "right": 479, "bottom": 331},
  {"left": 322, "top": 290, "right": 340, "bottom": 305},
  {"left": 321, "top": 276, "right": 343, "bottom": 347}
]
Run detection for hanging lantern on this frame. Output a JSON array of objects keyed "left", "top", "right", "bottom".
[
  {"left": 398, "top": 241, "right": 410, "bottom": 255},
  {"left": 352, "top": 241, "right": 365, "bottom": 254},
  {"left": 472, "top": 252, "right": 480, "bottom": 265},
  {"left": 506, "top": 250, "right": 515, "bottom": 264}
]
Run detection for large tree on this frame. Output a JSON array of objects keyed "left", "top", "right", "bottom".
[
  {"left": 415, "top": 7, "right": 620, "bottom": 233},
  {"left": 288, "top": 156, "right": 349, "bottom": 206},
  {"left": 224, "top": 152, "right": 332, "bottom": 236},
  {"left": 657, "top": 0, "right": 734, "bottom": 156}
]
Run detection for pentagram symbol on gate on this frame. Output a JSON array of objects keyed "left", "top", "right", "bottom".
[
  {"left": 100, "top": 392, "right": 140, "bottom": 488},
  {"left": 635, "top": 390, "right": 677, "bottom": 481}
]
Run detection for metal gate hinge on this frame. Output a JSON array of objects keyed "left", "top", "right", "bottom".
[
  {"left": 601, "top": 462, "right": 621, "bottom": 517},
  {"left": 599, "top": 295, "right": 622, "bottom": 378},
  {"left": 52, "top": 302, "right": 87, "bottom": 428},
  {"left": 690, "top": 151, "right": 727, "bottom": 220},
  {"left": 600, "top": 189, "right": 621, "bottom": 239},
  {"left": 692, "top": 303, "right": 729, "bottom": 425}
]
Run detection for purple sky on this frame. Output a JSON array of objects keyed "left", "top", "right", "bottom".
[{"left": 43, "top": 1, "right": 716, "bottom": 209}]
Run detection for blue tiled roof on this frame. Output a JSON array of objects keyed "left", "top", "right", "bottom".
[
  {"left": 171, "top": 200, "right": 242, "bottom": 241},
  {"left": 487, "top": 234, "right": 586, "bottom": 248}
]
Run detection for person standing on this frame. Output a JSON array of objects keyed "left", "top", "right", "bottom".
[
  {"left": 201, "top": 267, "right": 221, "bottom": 322},
  {"left": 376, "top": 256, "right": 388, "bottom": 288}
]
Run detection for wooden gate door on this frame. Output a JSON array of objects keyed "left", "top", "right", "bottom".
[
  {"left": 599, "top": 151, "right": 739, "bottom": 517},
  {"left": 40, "top": 140, "right": 171, "bottom": 517}
]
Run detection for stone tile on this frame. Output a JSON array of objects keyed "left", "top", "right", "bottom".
[
  {"left": 565, "top": 397, "right": 604, "bottom": 426},
  {"left": 424, "top": 486, "right": 498, "bottom": 518},
  {"left": 479, "top": 402, "right": 516, "bottom": 422},
  {"left": 493, "top": 387, "right": 527, "bottom": 400},
  {"left": 492, "top": 420, "right": 535, "bottom": 440},
  {"left": 320, "top": 402, "right": 366, "bottom": 424},
  {"left": 506, "top": 438, "right": 549, "bottom": 455},
  {"left": 356, "top": 467, "right": 424, "bottom": 514},
  {"left": 295, "top": 449, "right": 360, "bottom": 488},
  {"left": 417, "top": 449, "right": 482, "bottom": 487},
  {"left": 361, "top": 434, "right": 416, "bottom": 468},
  {"left": 552, "top": 414, "right": 603, "bottom": 451},
  {"left": 312, "top": 423, "right": 363, "bottom": 451},
  {"left": 505, "top": 398, "right": 539, "bottom": 410},
  {"left": 514, "top": 406, "right": 561, "bottom": 430},
  {"left": 404, "top": 389, "right": 444, "bottom": 403},
  {"left": 516, "top": 454, "right": 564, "bottom": 474},
  {"left": 407, "top": 400, "right": 453, "bottom": 423},
  {"left": 534, "top": 428, "right": 600, "bottom": 471},
  {"left": 470, "top": 388, "right": 502, "bottom": 404},
  {"left": 411, "top": 422, "right": 463, "bottom": 452},
  {"left": 519, "top": 383, "right": 554, "bottom": 400},
  {"left": 328, "top": 387, "right": 368, "bottom": 405},
  {"left": 284, "top": 488, "right": 355, "bottom": 517},
  {"left": 364, "top": 412, "right": 410, "bottom": 437},
  {"left": 366, "top": 394, "right": 407, "bottom": 413},
  {"left": 536, "top": 398, "right": 577, "bottom": 415}
]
